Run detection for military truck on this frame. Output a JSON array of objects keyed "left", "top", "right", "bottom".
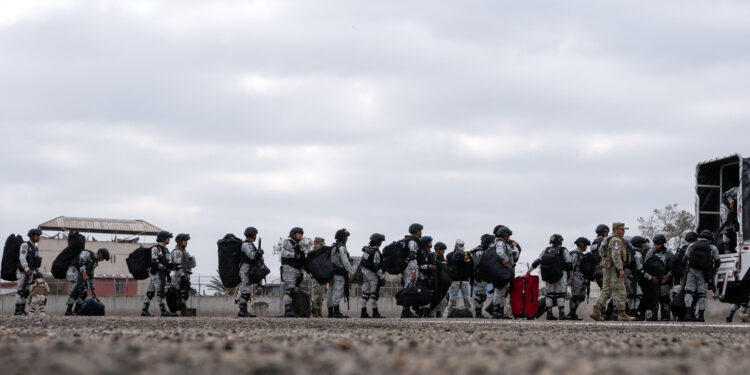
[{"left": 695, "top": 154, "right": 750, "bottom": 304}]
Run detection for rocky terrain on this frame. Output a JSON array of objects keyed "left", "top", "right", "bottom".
[{"left": 1, "top": 317, "right": 749, "bottom": 375}]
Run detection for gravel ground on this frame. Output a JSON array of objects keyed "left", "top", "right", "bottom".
[{"left": 2, "top": 317, "right": 750, "bottom": 375}]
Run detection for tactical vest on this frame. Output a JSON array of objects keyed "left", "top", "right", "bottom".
[{"left": 281, "top": 240, "right": 304, "bottom": 269}]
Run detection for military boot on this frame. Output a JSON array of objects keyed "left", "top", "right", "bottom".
[
  {"left": 684, "top": 309, "right": 695, "bottom": 322},
  {"left": 660, "top": 308, "right": 671, "bottom": 322},
  {"left": 636, "top": 309, "right": 646, "bottom": 321},
  {"left": 475, "top": 308, "right": 485, "bottom": 319},
  {"left": 160, "top": 304, "right": 177, "bottom": 317},
  {"left": 371, "top": 308, "right": 385, "bottom": 318},
  {"left": 697, "top": 310, "right": 705, "bottom": 322},
  {"left": 617, "top": 311, "right": 636, "bottom": 322},
  {"left": 647, "top": 310, "right": 659, "bottom": 321},
  {"left": 568, "top": 309, "right": 582, "bottom": 321},
  {"left": 238, "top": 303, "right": 254, "bottom": 318},
  {"left": 333, "top": 306, "right": 349, "bottom": 319},
  {"left": 360, "top": 307, "right": 370, "bottom": 319},
  {"left": 400, "top": 307, "right": 413, "bottom": 319},
  {"left": 13, "top": 304, "right": 23, "bottom": 316},
  {"left": 558, "top": 307, "right": 567, "bottom": 321},
  {"left": 727, "top": 310, "right": 736, "bottom": 323},
  {"left": 72, "top": 302, "right": 81, "bottom": 316},
  {"left": 589, "top": 307, "right": 605, "bottom": 321},
  {"left": 141, "top": 302, "right": 152, "bottom": 317},
  {"left": 311, "top": 308, "right": 321, "bottom": 318},
  {"left": 285, "top": 304, "right": 300, "bottom": 318},
  {"left": 546, "top": 309, "right": 558, "bottom": 321},
  {"left": 327, "top": 306, "right": 334, "bottom": 318},
  {"left": 65, "top": 304, "right": 74, "bottom": 316}
]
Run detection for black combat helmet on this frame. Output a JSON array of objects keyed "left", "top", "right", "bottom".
[
  {"left": 434, "top": 242, "right": 447, "bottom": 251},
  {"left": 595, "top": 224, "right": 610, "bottom": 236},
  {"left": 480, "top": 234, "right": 495, "bottom": 249},
  {"left": 335, "top": 228, "right": 351, "bottom": 241},
  {"left": 684, "top": 231, "right": 698, "bottom": 242},
  {"left": 175, "top": 233, "right": 190, "bottom": 242},
  {"left": 653, "top": 234, "right": 667, "bottom": 245},
  {"left": 409, "top": 223, "right": 424, "bottom": 235},
  {"left": 493, "top": 225, "right": 506, "bottom": 237},
  {"left": 698, "top": 230, "right": 714, "bottom": 241},
  {"left": 156, "top": 231, "right": 173, "bottom": 242},
  {"left": 369, "top": 233, "right": 385, "bottom": 245},
  {"left": 574, "top": 237, "right": 591, "bottom": 246},
  {"left": 289, "top": 227, "right": 304, "bottom": 237},
  {"left": 27, "top": 228, "right": 42, "bottom": 237},
  {"left": 244, "top": 227, "right": 258, "bottom": 237},
  {"left": 549, "top": 234, "right": 564, "bottom": 245},
  {"left": 496, "top": 227, "right": 513, "bottom": 238},
  {"left": 97, "top": 248, "right": 111, "bottom": 261},
  {"left": 630, "top": 236, "right": 648, "bottom": 247}
]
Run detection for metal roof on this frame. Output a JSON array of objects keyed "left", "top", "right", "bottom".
[{"left": 38, "top": 216, "right": 163, "bottom": 236}]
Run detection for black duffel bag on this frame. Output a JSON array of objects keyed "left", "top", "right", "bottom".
[
  {"left": 643, "top": 256, "right": 667, "bottom": 277},
  {"left": 396, "top": 284, "right": 434, "bottom": 306}
]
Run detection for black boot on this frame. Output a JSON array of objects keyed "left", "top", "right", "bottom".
[
  {"left": 141, "top": 302, "right": 152, "bottom": 317},
  {"left": 636, "top": 309, "right": 646, "bottom": 321},
  {"left": 568, "top": 309, "right": 582, "bottom": 321},
  {"left": 546, "top": 309, "right": 558, "bottom": 321},
  {"left": 160, "top": 304, "right": 177, "bottom": 317},
  {"left": 492, "top": 305, "right": 505, "bottom": 319},
  {"left": 647, "top": 310, "right": 659, "bottom": 322},
  {"left": 660, "top": 308, "right": 671, "bottom": 322},
  {"left": 65, "top": 304, "right": 74, "bottom": 316},
  {"left": 401, "top": 307, "right": 413, "bottom": 319},
  {"left": 72, "top": 302, "right": 81, "bottom": 316},
  {"left": 333, "top": 306, "right": 349, "bottom": 319},
  {"left": 13, "top": 304, "right": 23, "bottom": 316},
  {"left": 697, "top": 310, "right": 705, "bottom": 322},
  {"left": 727, "top": 310, "right": 736, "bottom": 323},
  {"left": 558, "top": 307, "right": 567, "bottom": 321},
  {"left": 684, "top": 309, "right": 695, "bottom": 322},
  {"left": 285, "top": 303, "right": 300, "bottom": 318},
  {"left": 238, "top": 303, "right": 255, "bottom": 318},
  {"left": 360, "top": 307, "right": 370, "bottom": 318},
  {"left": 327, "top": 307, "right": 334, "bottom": 318},
  {"left": 475, "top": 308, "right": 485, "bottom": 319},
  {"left": 371, "top": 308, "right": 384, "bottom": 319}
]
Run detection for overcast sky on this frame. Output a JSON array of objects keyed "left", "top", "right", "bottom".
[{"left": 1, "top": 0, "right": 749, "bottom": 277}]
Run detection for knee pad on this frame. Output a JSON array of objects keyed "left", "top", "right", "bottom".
[
  {"left": 157, "top": 291, "right": 165, "bottom": 298},
  {"left": 362, "top": 292, "right": 370, "bottom": 300},
  {"left": 146, "top": 291, "right": 155, "bottom": 300}
]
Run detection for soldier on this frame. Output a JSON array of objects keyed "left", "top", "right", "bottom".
[
  {"left": 590, "top": 224, "right": 609, "bottom": 289},
  {"left": 358, "top": 233, "right": 386, "bottom": 318},
  {"left": 327, "top": 229, "right": 354, "bottom": 318},
  {"left": 568, "top": 237, "right": 590, "bottom": 320},
  {"left": 141, "top": 231, "right": 177, "bottom": 317},
  {"left": 644, "top": 234, "right": 673, "bottom": 321},
  {"left": 590, "top": 223, "right": 636, "bottom": 322},
  {"left": 416, "top": 236, "right": 436, "bottom": 317},
  {"left": 471, "top": 234, "right": 496, "bottom": 318},
  {"left": 27, "top": 277, "right": 50, "bottom": 316},
  {"left": 719, "top": 187, "right": 739, "bottom": 253},
  {"left": 172, "top": 233, "right": 196, "bottom": 315},
  {"left": 400, "top": 223, "right": 423, "bottom": 319},
  {"left": 682, "top": 230, "right": 721, "bottom": 322},
  {"left": 443, "top": 239, "right": 473, "bottom": 318},
  {"left": 527, "top": 234, "right": 572, "bottom": 320},
  {"left": 492, "top": 227, "right": 519, "bottom": 319},
  {"left": 15, "top": 229, "right": 43, "bottom": 316},
  {"left": 629, "top": 236, "right": 651, "bottom": 320},
  {"left": 238, "top": 228, "right": 262, "bottom": 318},
  {"left": 281, "top": 227, "right": 306, "bottom": 318},
  {"left": 310, "top": 237, "right": 327, "bottom": 317},
  {"left": 66, "top": 248, "right": 110, "bottom": 316},
  {"left": 673, "top": 231, "right": 697, "bottom": 300}
]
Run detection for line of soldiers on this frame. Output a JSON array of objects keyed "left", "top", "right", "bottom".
[{"left": 140, "top": 231, "right": 196, "bottom": 317}]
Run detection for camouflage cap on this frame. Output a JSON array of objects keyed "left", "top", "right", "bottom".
[
  {"left": 313, "top": 237, "right": 326, "bottom": 245},
  {"left": 612, "top": 222, "right": 629, "bottom": 230}
]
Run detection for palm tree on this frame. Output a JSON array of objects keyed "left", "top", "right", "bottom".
[{"left": 207, "top": 272, "right": 237, "bottom": 296}]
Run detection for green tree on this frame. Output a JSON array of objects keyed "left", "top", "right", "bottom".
[
  {"left": 272, "top": 236, "right": 313, "bottom": 255},
  {"left": 206, "top": 271, "right": 237, "bottom": 296},
  {"left": 637, "top": 203, "right": 695, "bottom": 249}
]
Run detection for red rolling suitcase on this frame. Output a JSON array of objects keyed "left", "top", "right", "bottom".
[{"left": 511, "top": 275, "right": 539, "bottom": 319}]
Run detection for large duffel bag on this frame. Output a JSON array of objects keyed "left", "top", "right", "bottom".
[
  {"left": 217, "top": 234, "right": 242, "bottom": 288},
  {"left": 126, "top": 247, "right": 152, "bottom": 280},
  {"left": 51, "top": 247, "right": 84, "bottom": 279},
  {"left": 291, "top": 290, "right": 311, "bottom": 317},
  {"left": 1, "top": 234, "right": 24, "bottom": 281},
  {"left": 304, "top": 246, "right": 335, "bottom": 285},
  {"left": 670, "top": 280, "right": 687, "bottom": 319},
  {"left": 396, "top": 284, "right": 433, "bottom": 307},
  {"left": 249, "top": 261, "right": 271, "bottom": 284},
  {"left": 448, "top": 308, "right": 474, "bottom": 318},
  {"left": 381, "top": 240, "right": 409, "bottom": 275},
  {"left": 166, "top": 286, "right": 184, "bottom": 313},
  {"left": 643, "top": 256, "right": 667, "bottom": 278},
  {"left": 79, "top": 297, "right": 105, "bottom": 316},
  {"left": 477, "top": 249, "right": 514, "bottom": 288}
]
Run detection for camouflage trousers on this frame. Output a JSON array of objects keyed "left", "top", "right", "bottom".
[
  {"left": 594, "top": 266, "right": 627, "bottom": 312},
  {"left": 473, "top": 280, "right": 488, "bottom": 311},
  {"left": 282, "top": 265, "right": 302, "bottom": 306},
  {"left": 326, "top": 275, "right": 347, "bottom": 308},
  {"left": 238, "top": 263, "right": 253, "bottom": 306},
  {"left": 145, "top": 271, "right": 167, "bottom": 305},
  {"left": 684, "top": 268, "right": 708, "bottom": 311},
  {"left": 311, "top": 281, "right": 325, "bottom": 311},
  {"left": 443, "top": 281, "right": 472, "bottom": 318},
  {"left": 545, "top": 274, "right": 568, "bottom": 308},
  {"left": 28, "top": 294, "right": 47, "bottom": 315},
  {"left": 360, "top": 269, "right": 380, "bottom": 310},
  {"left": 15, "top": 270, "right": 32, "bottom": 305}
]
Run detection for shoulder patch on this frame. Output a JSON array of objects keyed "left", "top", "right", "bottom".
[
  {"left": 362, "top": 253, "right": 369, "bottom": 260},
  {"left": 613, "top": 241, "right": 620, "bottom": 250}
]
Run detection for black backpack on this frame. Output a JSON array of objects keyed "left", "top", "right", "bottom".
[
  {"left": 580, "top": 252, "right": 596, "bottom": 280},
  {"left": 671, "top": 245, "right": 687, "bottom": 278},
  {"left": 51, "top": 247, "right": 84, "bottom": 279},
  {"left": 643, "top": 256, "right": 667, "bottom": 277},
  {"left": 166, "top": 286, "right": 184, "bottom": 313},
  {"left": 291, "top": 290, "right": 311, "bottom": 317},
  {"left": 217, "top": 234, "right": 243, "bottom": 288},
  {"left": 449, "top": 251, "right": 474, "bottom": 280},
  {"left": 382, "top": 239, "right": 410, "bottom": 275},
  {"left": 1, "top": 234, "right": 24, "bottom": 281},
  {"left": 305, "top": 246, "right": 335, "bottom": 284},
  {"left": 477, "top": 247, "right": 514, "bottom": 288},
  {"left": 248, "top": 261, "right": 271, "bottom": 284},
  {"left": 688, "top": 241, "right": 713, "bottom": 272},
  {"left": 539, "top": 247, "right": 564, "bottom": 283},
  {"left": 396, "top": 284, "right": 434, "bottom": 306},
  {"left": 126, "top": 247, "right": 152, "bottom": 280}
]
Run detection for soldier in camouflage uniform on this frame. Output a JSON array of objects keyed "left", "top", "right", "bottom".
[
  {"left": 27, "top": 277, "right": 49, "bottom": 316},
  {"left": 643, "top": 234, "right": 673, "bottom": 321},
  {"left": 357, "top": 234, "right": 386, "bottom": 318},
  {"left": 172, "top": 234, "right": 196, "bottom": 315},
  {"left": 237, "top": 228, "right": 261, "bottom": 317},
  {"left": 66, "top": 248, "right": 110, "bottom": 316},
  {"left": 281, "top": 227, "right": 306, "bottom": 318},
  {"left": 142, "top": 231, "right": 177, "bottom": 317},
  {"left": 528, "top": 234, "right": 572, "bottom": 320},
  {"left": 568, "top": 237, "right": 591, "bottom": 320},
  {"left": 15, "top": 229, "right": 43, "bottom": 316},
  {"left": 310, "top": 237, "right": 327, "bottom": 318},
  {"left": 400, "top": 223, "right": 423, "bottom": 318},
  {"left": 590, "top": 222, "right": 635, "bottom": 322},
  {"left": 492, "top": 227, "right": 519, "bottom": 319},
  {"left": 327, "top": 229, "right": 354, "bottom": 318},
  {"left": 471, "top": 234, "right": 496, "bottom": 318},
  {"left": 682, "top": 230, "right": 721, "bottom": 322}
]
